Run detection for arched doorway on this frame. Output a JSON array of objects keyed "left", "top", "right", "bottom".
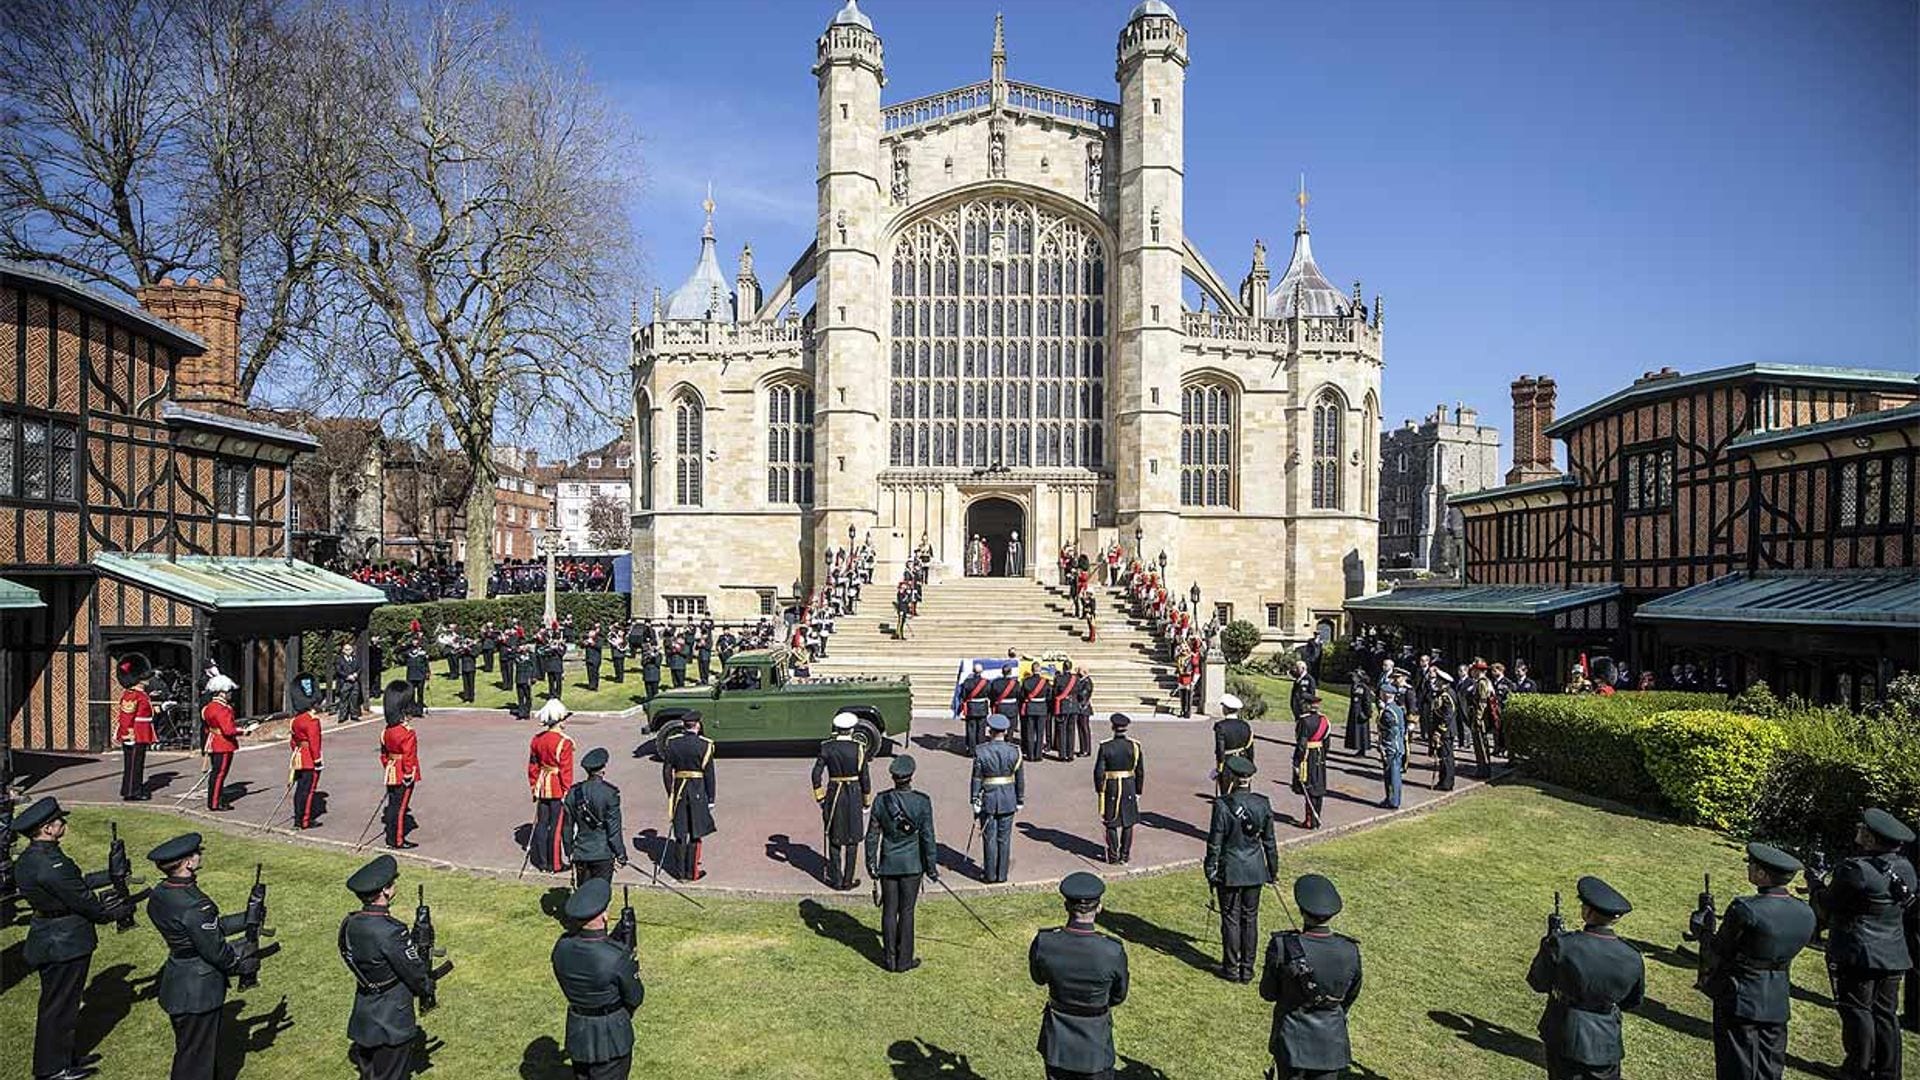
[{"left": 965, "top": 497, "right": 1026, "bottom": 578}]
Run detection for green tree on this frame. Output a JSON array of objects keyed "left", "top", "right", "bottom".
[{"left": 1220, "top": 619, "right": 1262, "bottom": 665}]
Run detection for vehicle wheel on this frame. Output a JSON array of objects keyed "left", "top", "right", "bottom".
[
  {"left": 646, "top": 718, "right": 685, "bottom": 759},
  {"left": 853, "top": 718, "right": 889, "bottom": 760}
]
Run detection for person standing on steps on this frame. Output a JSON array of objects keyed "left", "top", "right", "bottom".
[
  {"left": 1094, "top": 713, "right": 1144, "bottom": 865},
  {"left": 1007, "top": 529, "right": 1025, "bottom": 577},
  {"left": 970, "top": 715, "right": 1024, "bottom": 884},
  {"left": 866, "top": 754, "right": 940, "bottom": 973},
  {"left": 1205, "top": 756, "right": 1277, "bottom": 982}
]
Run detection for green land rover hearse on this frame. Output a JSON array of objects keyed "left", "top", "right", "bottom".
[{"left": 640, "top": 649, "right": 912, "bottom": 754}]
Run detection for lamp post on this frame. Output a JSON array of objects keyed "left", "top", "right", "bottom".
[
  {"left": 1132, "top": 523, "right": 1143, "bottom": 556},
  {"left": 1189, "top": 582, "right": 1201, "bottom": 611},
  {"left": 1156, "top": 549, "right": 1167, "bottom": 573}
]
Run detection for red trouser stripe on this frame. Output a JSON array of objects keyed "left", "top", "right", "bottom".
[
  {"left": 299, "top": 773, "right": 319, "bottom": 826},
  {"left": 550, "top": 805, "right": 566, "bottom": 869},
  {"left": 209, "top": 754, "right": 232, "bottom": 808},
  {"left": 395, "top": 785, "right": 412, "bottom": 844}
]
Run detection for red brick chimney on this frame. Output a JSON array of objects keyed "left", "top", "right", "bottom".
[
  {"left": 136, "top": 276, "right": 245, "bottom": 408},
  {"left": 1506, "top": 374, "right": 1560, "bottom": 485}
]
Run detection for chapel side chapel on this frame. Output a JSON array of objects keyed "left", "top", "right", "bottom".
[{"left": 630, "top": 0, "right": 1383, "bottom": 640}]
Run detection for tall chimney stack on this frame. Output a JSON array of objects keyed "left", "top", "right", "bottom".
[
  {"left": 136, "top": 276, "right": 245, "bottom": 408},
  {"left": 1505, "top": 375, "right": 1560, "bottom": 485}
]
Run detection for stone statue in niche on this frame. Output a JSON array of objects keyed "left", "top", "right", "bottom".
[
  {"left": 891, "top": 147, "right": 910, "bottom": 204},
  {"left": 1086, "top": 141, "right": 1104, "bottom": 201},
  {"left": 988, "top": 128, "right": 1005, "bottom": 178}
]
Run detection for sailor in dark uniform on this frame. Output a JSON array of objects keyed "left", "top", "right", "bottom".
[
  {"left": 340, "top": 854, "right": 433, "bottom": 1080},
  {"left": 1811, "top": 808, "right": 1916, "bottom": 1080},
  {"left": 865, "top": 754, "right": 940, "bottom": 973},
  {"left": 659, "top": 712, "right": 716, "bottom": 881},
  {"left": 1260, "top": 873, "right": 1364, "bottom": 1080},
  {"left": 1029, "top": 872, "right": 1129, "bottom": 1080},
  {"left": 145, "top": 833, "right": 262, "bottom": 1080},
  {"left": 552, "top": 878, "right": 645, "bottom": 1080},
  {"left": 565, "top": 748, "right": 628, "bottom": 886},
  {"left": 810, "top": 712, "right": 872, "bottom": 890},
  {"left": 15, "top": 797, "right": 129, "bottom": 1080},
  {"left": 1704, "top": 843, "right": 1816, "bottom": 1080},
  {"left": 1206, "top": 756, "right": 1278, "bottom": 982},
  {"left": 970, "top": 715, "right": 1025, "bottom": 884},
  {"left": 1212, "top": 692, "right": 1253, "bottom": 797},
  {"left": 1093, "top": 714, "right": 1144, "bottom": 865},
  {"left": 1527, "top": 875, "right": 1646, "bottom": 1080}
]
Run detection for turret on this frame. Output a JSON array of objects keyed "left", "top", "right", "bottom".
[
  {"left": 811, "top": 0, "right": 886, "bottom": 577},
  {"left": 1113, "top": 0, "right": 1188, "bottom": 552},
  {"left": 735, "top": 243, "right": 761, "bottom": 322}
]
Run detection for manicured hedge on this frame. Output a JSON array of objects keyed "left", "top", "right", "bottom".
[
  {"left": 293, "top": 593, "right": 630, "bottom": 679},
  {"left": 1637, "top": 710, "right": 1787, "bottom": 831},
  {"left": 1749, "top": 708, "right": 1920, "bottom": 856},
  {"left": 1501, "top": 692, "right": 1724, "bottom": 809}
]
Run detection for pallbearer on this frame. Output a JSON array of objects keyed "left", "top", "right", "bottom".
[
  {"left": 528, "top": 699, "right": 578, "bottom": 874},
  {"left": 810, "top": 712, "right": 872, "bottom": 891},
  {"left": 552, "top": 878, "right": 645, "bottom": 1080},
  {"left": 1093, "top": 714, "right": 1144, "bottom": 865},
  {"left": 340, "top": 854, "right": 433, "bottom": 1080}
]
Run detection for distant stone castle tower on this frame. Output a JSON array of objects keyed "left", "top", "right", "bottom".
[{"left": 631, "top": 0, "right": 1383, "bottom": 642}]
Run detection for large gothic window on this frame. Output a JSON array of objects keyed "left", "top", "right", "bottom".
[
  {"left": 1311, "top": 390, "right": 1343, "bottom": 510},
  {"left": 674, "top": 391, "right": 703, "bottom": 506},
  {"left": 1180, "top": 383, "right": 1233, "bottom": 507},
  {"left": 887, "top": 196, "right": 1106, "bottom": 470},
  {"left": 766, "top": 382, "right": 814, "bottom": 505}
]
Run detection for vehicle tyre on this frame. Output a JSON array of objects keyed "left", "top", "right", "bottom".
[
  {"left": 852, "top": 718, "right": 889, "bottom": 760},
  {"left": 646, "top": 717, "right": 685, "bottom": 759}
]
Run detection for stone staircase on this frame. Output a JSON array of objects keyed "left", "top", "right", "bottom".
[{"left": 811, "top": 575, "right": 1181, "bottom": 714}]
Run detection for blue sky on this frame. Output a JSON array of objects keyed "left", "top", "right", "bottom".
[{"left": 524, "top": 0, "right": 1917, "bottom": 465}]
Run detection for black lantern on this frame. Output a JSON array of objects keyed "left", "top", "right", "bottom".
[
  {"left": 1156, "top": 550, "right": 1167, "bottom": 571},
  {"left": 1189, "top": 582, "right": 1201, "bottom": 608},
  {"left": 847, "top": 524, "right": 857, "bottom": 541},
  {"left": 1133, "top": 524, "right": 1144, "bottom": 551},
  {"left": 792, "top": 578, "right": 803, "bottom": 599}
]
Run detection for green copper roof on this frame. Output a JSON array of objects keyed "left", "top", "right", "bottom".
[
  {"left": 1636, "top": 569, "right": 1920, "bottom": 630},
  {"left": 1449, "top": 474, "right": 1576, "bottom": 507},
  {"left": 1727, "top": 401, "right": 1920, "bottom": 455},
  {"left": 0, "top": 576, "right": 45, "bottom": 611},
  {"left": 1544, "top": 363, "right": 1920, "bottom": 438},
  {"left": 1346, "top": 582, "right": 1620, "bottom": 618},
  {"left": 92, "top": 553, "right": 386, "bottom": 610}
]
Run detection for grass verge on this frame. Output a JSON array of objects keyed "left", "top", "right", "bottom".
[{"left": 1, "top": 785, "right": 1865, "bottom": 1078}]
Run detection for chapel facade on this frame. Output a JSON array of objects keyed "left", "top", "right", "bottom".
[{"left": 630, "top": 0, "right": 1383, "bottom": 642}]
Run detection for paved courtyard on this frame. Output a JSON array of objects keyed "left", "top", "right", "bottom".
[{"left": 32, "top": 707, "right": 1498, "bottom": 896}]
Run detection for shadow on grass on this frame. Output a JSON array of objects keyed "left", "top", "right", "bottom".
[
  {"left": 1016, "top": 821, "right": 1109, "bottom": 863},
  {"left": 519, "top": 1034, "right": 570, "bottom": 1079},
  {"left": 799, "top": 898, "right": 886, "bottom": 969},
  {"left": 1095, "top": 908, "right": 1215, "bottom": 975},
  {"left": 1116, "top": 1056, "right": 1172, "bottom": 1078},
  {"left": 1137, "top": 810, "right": 1206, "bottom": 843},
  {"left": 1635, "top": 994, "right": 1843, "bottom": 1079},
  {"left": 1427, "top": 1009, "right": 1546, "bottom": 1069},
  {"left": 77, "top": 962, "right": 155, "bottom": 1057},
  {"left": 887, "top": 1037, "right": 986, "bottom": 1078},
  {"left": 217, "top": 994, "right": 294, "bottom": 1080},
  {"left": 1624, "top": 935, "right": 1694, "bottom": 973}
]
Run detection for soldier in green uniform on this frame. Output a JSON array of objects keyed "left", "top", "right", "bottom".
[
  {"left": 1093, "top": 714, "right": 1144, "bottom": 865},
  {"left": 14, "top": 797, "right": 129, "bottom": 1080},
  {"left": 565, "top": 748, "right": 629, "bottom": 885},
  {"left": 552, "top": 878, "right": 646, "bottom": 1079},
  {"left": 339, "top": 854, "right": 433, "bottom": 1080},
  {"left": 1703, "top": 843, "right": 1816, "bottom": 1080},
  {"left": 1029, "top": 872, "right": 1129, "bottom": 1080},
  {"left": 811, "top": 712, "right": 872, "bottom": 890},
  {"left": 1526, "top": 875, "right": 1646, "bottom": 1080},
  {"left": 1811, "top": 807, "right": 1916, "bottom": 1080},
  {"left": 1260, "top": 873, "right": 1364, "bottom": 1079},
  {"left": 865, "top": 754, "right": 940, "bottom": 972},
  {"left": 1205, "top": 756, "right": 1278, "bottom": 982},
  {"left": 145, "top": 833, "right": 262, "bottom": 1080}
]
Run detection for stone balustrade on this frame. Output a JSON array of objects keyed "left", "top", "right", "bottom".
[
  {"left": 883, "top": 80, "right": 1118, "bottom": 135},
  {"left": 1180, "top": 311, "right": 1378, "bottom": 349},
  {"left": 1003, "top": 82, "right": 1118, "bottom": 130},
  {"left": 883, "top": 82, "right": 992, "bottom": 133}
]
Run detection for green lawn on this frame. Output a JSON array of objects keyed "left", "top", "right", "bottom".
[
  {"left": 1234, "top": 670, "right": 1353, "bottom": 721},
  {"left": 2, "top": 786, "right": 1872, "bottom": 1078},
  {"left": 362, "top": 659, "right": 684, "bottom": 715}
]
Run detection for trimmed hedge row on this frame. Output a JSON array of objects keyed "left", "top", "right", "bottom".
[
  {"left": 294, "top": 593, "right": 631, "bottom": 679},
  {"left": 1504, "top": 691, "right": 1920, "bottom": 851}
]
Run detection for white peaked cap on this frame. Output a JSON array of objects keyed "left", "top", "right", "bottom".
[
  {"left": 1219, "top": 692, "right": 1243, "bottom": 712},
  {"left": 832, "top": 711, "right": 859, "bottom": 730}
]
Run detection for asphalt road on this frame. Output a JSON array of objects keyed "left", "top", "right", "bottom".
[{"left": 36, "top": 707, "right": 1497, "bottom": 896}]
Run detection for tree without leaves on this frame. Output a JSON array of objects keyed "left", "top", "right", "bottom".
[
  {"left": 309, "top": 0, "right": 638, "bottom": 598},
  {"left": 586, "top": 492, "right": 628, "bottom": 550}
]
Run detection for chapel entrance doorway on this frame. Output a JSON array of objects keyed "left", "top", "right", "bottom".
[{"left": 965, "top": 497, "right": 1026, "bottom": 578}]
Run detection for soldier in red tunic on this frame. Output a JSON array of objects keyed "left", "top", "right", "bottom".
[
  {"left": 526, "top": 699, "right": 576, "bottom": 873},
  {"left": 288, "top": 679, "right": 325, "bottom": 829},
  {"left": 114, "top": 658, "right": 156, "bottom": 801},
  {"left": 379, "top": 681, "right": 421, "bottom": 848},
  {"left": 201, "top": 674, "right": 241, "bottom": 811}
]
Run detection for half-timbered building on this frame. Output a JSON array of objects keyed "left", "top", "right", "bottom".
[
  {"left": 1, "top": 262, "right": 382, "bottom": 753},
  {"left": 1348, "top": 363, "right": 1918, "bottom": 705}
]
